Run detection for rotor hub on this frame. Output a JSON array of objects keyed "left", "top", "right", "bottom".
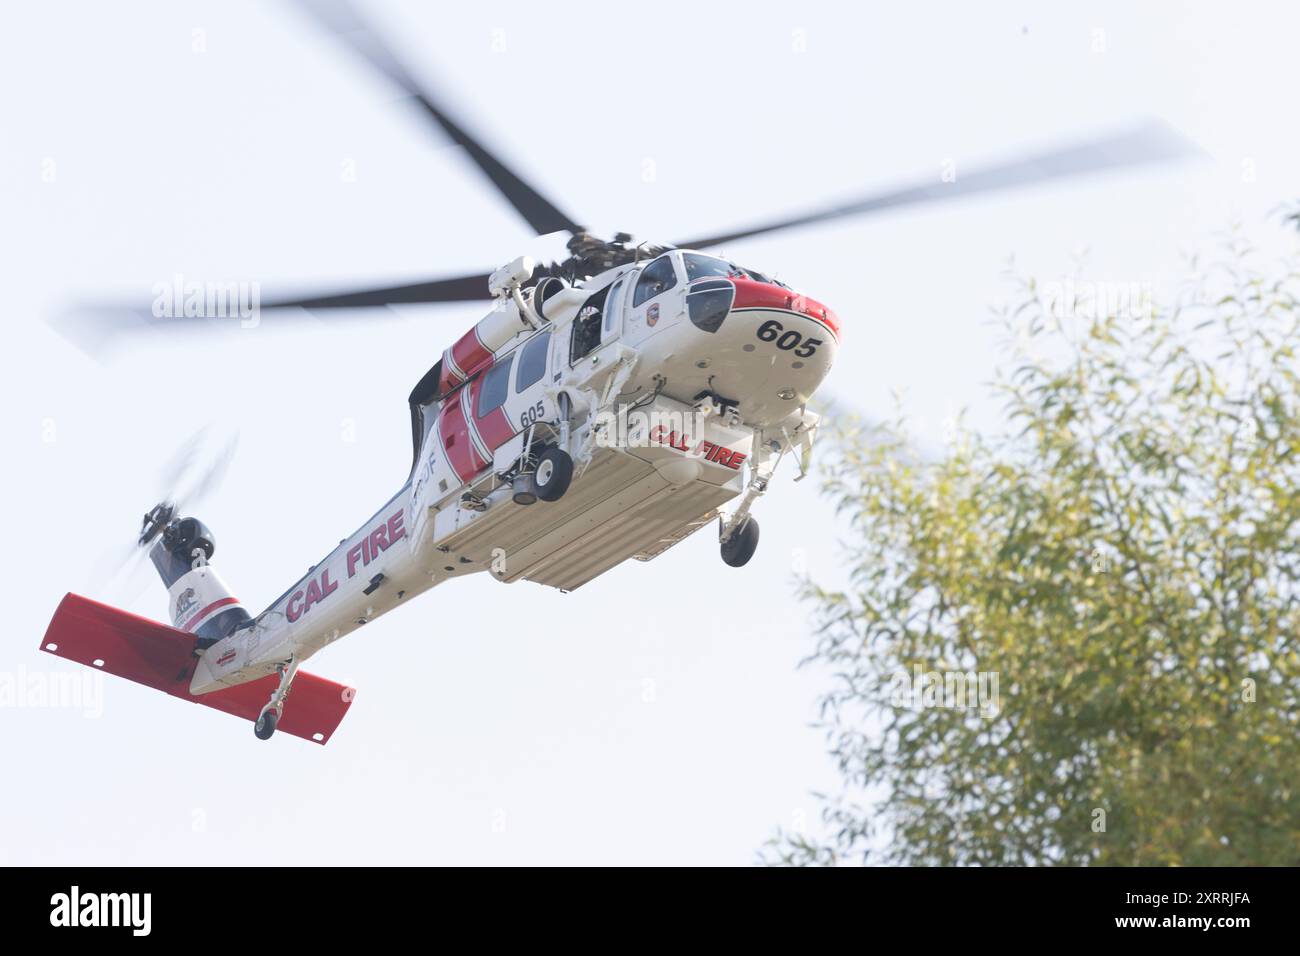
[{"left": 138, "top": 502, "right": 175, "bottom": 547}]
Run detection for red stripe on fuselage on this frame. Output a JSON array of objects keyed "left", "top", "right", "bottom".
[
  {"left": 184, "top": 596, "right": 240, "bottom": 632},
  {"left": 439, "top": 346, "right": 463, "bottom": 393},
  {"left": 439, "top": 327, "right": 494, "bottom": 394},
  {"left": 460, "top": 385, "right": 492, "bottom": 463},
  {"left": 451, "top": 328, "right": 494, "bottom": 382},
  {"left": 439, "top": 390, "right": 487, "bottom": 483},
  {"left": 729, "top": 277, "right": 841, "bottom": 340},
  {"left": 477, "top": 406, "right": 515, "bottom": 450}
]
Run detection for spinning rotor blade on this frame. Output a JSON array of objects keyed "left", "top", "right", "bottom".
[
  {"left": 92, "top": 428, "right": 239, "bottom": 599},
  {"left": 151, "top": 426, "right": 240, "bottom": 518},
  {"left": 261, "top": 270, "right": 494, "bottom": 311},
  {"left": 290, "top": 0, "right": 583, "bottom": 236},
  {"left": 56, "top": 270, "right": 495, "bottom": 352},
  {"left": 674, "top": 120, "right": 1197, "bottom": 249}
]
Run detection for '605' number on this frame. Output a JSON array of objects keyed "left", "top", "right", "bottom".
[
  {"left": 519, "top": 401, "right": 545, "bottom": 429},
  {"left": 756, "top": 320, "right": 822, "bottom": 358}
]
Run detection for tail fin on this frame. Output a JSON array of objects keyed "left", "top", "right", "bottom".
[
  {"left": 146, "top": 516, "right": 251, "bottom": 644},
  {"left": 41, "top": 594, "right": 354, "bottom": 745}
]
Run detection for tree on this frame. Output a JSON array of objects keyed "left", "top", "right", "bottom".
[{"left": 768, "top": 238, "right": 1300, "bottom": 865}]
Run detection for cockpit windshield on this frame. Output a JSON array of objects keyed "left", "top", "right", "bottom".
[
  {"left": 683, "top": 253, "right": 741, "bottom": 281},
  {"left": 681, "top": 252, "right": 787, "bottom": 288}
]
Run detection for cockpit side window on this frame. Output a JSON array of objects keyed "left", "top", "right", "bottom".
[
  {"left": 570, "top": 284, "right": 610, "bottom": 365},
  {"left": 632, "top": 255, "right": 678, "bottom": 307},
  {"left": 571, "top": 309, "right": 602, "bottom": 365}
]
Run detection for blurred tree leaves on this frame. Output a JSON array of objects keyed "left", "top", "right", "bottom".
[{"left": 767, "top": 238, "right": 1300, "bottom": 866}]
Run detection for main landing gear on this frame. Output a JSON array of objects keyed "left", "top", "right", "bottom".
[
  {"left": 254, "top": 658, "right": 299, "bottom": 741},
  {"left": 513, "top": 392, "right": 578, "bottom": 506},
  {"left": 720, "top": 515, "right": 760, "bottom": 567},
  {"left": 718, "top": 454, "right": 769, "bottom": 569},
  {"left": 533, "top": 446, "right": 573, "bottom": 502}
]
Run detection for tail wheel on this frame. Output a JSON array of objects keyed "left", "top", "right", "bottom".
[
  {"left": 535, "top": 447, "right": 574, "bottom": 502},
  {"left": 254, "top": 710, "right": 278, "bottom": 740},
  {"left": 721, "top": 516, "right": 760, "bottom": 568}
]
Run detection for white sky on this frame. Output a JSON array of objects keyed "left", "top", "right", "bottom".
[{"left": 1, "top": 0, "right": 1297, "bottom": 865}]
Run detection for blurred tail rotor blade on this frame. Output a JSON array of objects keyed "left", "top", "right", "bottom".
[
  {"left": 143, "top": 425, "right": 239, "bottom": 520},
  {"left": 289, "top": 0, "right": 584, "bottom": 236},
  {"left": 674, "top": 120, "right": 1199, "bottom": 249},
  {"left": 170, "top": 429, "right": 239, "bottom": 513},
  {"left": 155, "top": 426, "right": 211, "bottom": 496}
]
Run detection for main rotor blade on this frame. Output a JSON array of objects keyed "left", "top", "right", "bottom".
[
  {"left": 290, "top": 0, "right": 583, "bottom": 236},
  {"left": 53, "top": 270, "right": 493, "bottom": 355},
  {"left": 261, "top": 271, "right": 493, "bottom": 310},
  {"left": 674, "top": 120, "right": 1197, "bottom": 250}
]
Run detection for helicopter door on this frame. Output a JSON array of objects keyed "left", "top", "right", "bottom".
[
  {"left": 626, "top": 253, "right": 683, "bottom": 341},
  {"left": 436, "top": 354, "right": 514, "bottom": 485},
  {"left": 511, "top": 329, "right": 553, "bottom": 429}
]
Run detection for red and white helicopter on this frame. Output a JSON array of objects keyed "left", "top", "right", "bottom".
[{"left": 42, "top": 0, "right": 1193, "bottom": 743}]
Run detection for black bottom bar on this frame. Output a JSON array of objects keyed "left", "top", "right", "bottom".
[{"left": 6, "top": 866, "right": 1290, "bottom": 941}]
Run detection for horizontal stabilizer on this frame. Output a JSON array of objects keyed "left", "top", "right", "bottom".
[{"left": 40, "top": 593, "right": 354, "bottom": 745}]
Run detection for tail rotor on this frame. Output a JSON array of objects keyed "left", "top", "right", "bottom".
[{"left": 97, "top": 428, "right": 239, "bottom": 601}]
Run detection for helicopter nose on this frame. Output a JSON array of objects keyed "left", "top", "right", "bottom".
[{"left": 675, "top": 275, "right": 839, "bottom": 426}]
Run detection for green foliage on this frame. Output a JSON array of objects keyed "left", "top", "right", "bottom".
[{"left": 769, "top": 240, "right": 1300, "bottom": 866}]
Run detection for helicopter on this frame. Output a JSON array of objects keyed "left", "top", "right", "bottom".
[{"left": 40, "top": 0, "right": 1194, "bottom": 744}]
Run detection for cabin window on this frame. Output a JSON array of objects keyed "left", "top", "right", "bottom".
[
  {"left": 476, "top": 354, "right": 514, "bottom": 417},
  {"left": 632, "top": 255, "right": 677, "bottom": 307},
  {"left": 515, "top": 331, "right": 550, "bottom": 392}
]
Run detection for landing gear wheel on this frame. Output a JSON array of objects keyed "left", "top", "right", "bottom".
[
  {"left": 254, "top": 710, "right": 278, "bottom": 740},
  {"left": 721, "top": 516, "right": 760, "bottom": 568},
  {"left": 534, "top": 447, "right": 573, "bottom": 502}
]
